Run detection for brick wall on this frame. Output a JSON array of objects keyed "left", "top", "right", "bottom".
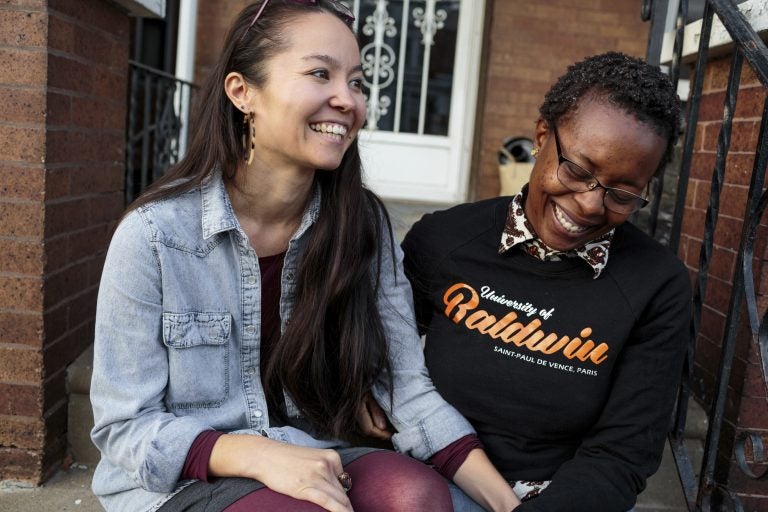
[
  {"left": 680, "top": 54, "right": 768, "bottom": 508},
  {"left": 194, "top": 0, "right": 250, "bottom": 86},
  {"left": 0, "top": 0, "right": 128, "bottom": 483},
  {"left": 472, "top": 0, "right": 649, "bottom": 199}
]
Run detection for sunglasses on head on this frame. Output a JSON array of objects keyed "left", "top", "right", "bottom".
[{"left": 244, "top": 0, "right": 355, "bottom": 36}]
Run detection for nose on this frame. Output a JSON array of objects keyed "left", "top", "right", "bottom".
[
  {"left": 573, "top": 186, "right": 606, "bottom": 217},
  {"left": 329, "top": 82, "right": 356, "bottom": 112}
]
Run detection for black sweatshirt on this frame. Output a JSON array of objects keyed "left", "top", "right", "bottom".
[{"left": 402, "top": 197, "right": 691, "bottom": 512}]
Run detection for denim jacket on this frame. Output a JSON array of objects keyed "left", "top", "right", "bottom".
[{"left": 90, "top": 172, "right": 474, "bottom": 512}]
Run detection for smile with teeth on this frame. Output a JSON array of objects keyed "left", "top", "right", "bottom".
[
  {"left": 553, "top": 203, "right": 590, "bottom": 234},
  {"left": 309, "top": 122, "right": 348, "bottom": 141}
]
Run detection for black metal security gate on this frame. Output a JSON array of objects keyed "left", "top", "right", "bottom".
[
  {"left": 643, "top": 0, "right": 768, "bottom": 510},
  {"left": 125, "top": 61, "right": 195, "bottom": 204}
]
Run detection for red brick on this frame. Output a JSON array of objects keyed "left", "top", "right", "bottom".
[
  {"left": 0, "top": 165, "right": 45, "bottom": 200},
  {"left": 0, "top": 447, "right": 43, "bottom": 483},
  {"left": 705, "top": 57, "right": 731, "bottom": 92},
  {"left": 44, "top": 166, "right": 71, "bottom": 200},
  {"left": 708, "top": 248, "right": 735, "bottom": 282},
  {"left": 692, "top": 179, "right": 710, "bottom": 210},
  {"left": 47, "top": 54, "right": 93, "bottom": 94},
  {"left": 699, "top": 306, "right": 726, "bottom": 347},
  {"left": 71, "top": 96, "right": 124, "bottom": 131},
  {"left": 702, "top": 276, "right": 732, "bottom": 318},
  {"left": 727, "top": 455, "right": 768, "bottom": 495},
  {"left": 43, "top": 259, "right": 89, "bottom": 309},
  {"left": 48, "top": 0, "right": 129, "bottom": 39},
  {"left": 682, "top": 207, "right": 706, "bottom": 243},
  {"left": 43, "top": 233, "right": 69, "bottom": 273},
  {"left": 713, "top": 216, "right": 746, "bottom": 252},
  {"left": 734, "top": 86, "right": 766, "bottom": 120},
  {"left": 72, "top": 24, "right": 113, "bottom": 66},
  {"left": 742, "top": 362, "right": 768, "bottom": 398},
  {"left": 42, "top": 323, "right": 91, "bottom": 378},
  {"left": 0, "top": 414, "right": 44, "bottom": 450},
  {"left": 0, "top": 125, "right": 45, "bottom": 162},
  {"left": 735, "top": 496, "right": 768, "bottom": 510},
  {"left": 0, "top": 311, "right": 42, "bottom": 346},
  {"left": 46, "top": 91, "right": 71, "bottom": 126},
  {"left": 68, "top": 224, "right": 111, "bottom": 262},
  {"left": 718, "top": 184, "right": 749, "bottom": 219},
  {"left": 42, "top": 367, "right": 66, "bottom": 411},
  {"left": 46, "top": 13, "right": 75, "bottom": 54},
  {"left": 89, "top": 191, "right": 126, "bottom": 225},
  {"left": 66, "top": 287, "right": 97, "bottom": 328},
  {"left": 0, "top": 383, "right": 40, "bottom": 416},
  {"left": 0, "top": 87, "right": 46, "bottom": 124},
  {"left": 69, "top": 163, "right": 124, "bottom": 195},
  {"left": 0, "top": 47, "right": 46, "bottom": 86},
  {"left": 0, "top": 10, "right": 46, "bottom": 48},
  {"left": 43, "top": 303, "right": 68, "bottom": 342},
  {"left": 0, "top": 238, "right": 44, "bottom": 274},
  {"left": 0, "top": 275, "right": 43, "bottom": 311},
  {"left": 724, "top": 153, "right": 759, "bottom": 187},
  {"left": 0, "top": 346, "right": 42, "bottom": 382},
  {"left": 0, "top": 201, "right": 44, "bottom": 237},
  {"left": 44, "top": 197, "right": 90, "bottom": 236},
  {"left": 698, "top": 91, "right": 727, "bottom": 123},
  {"left": 730, "top": 120, "right": 760, "bottom": 153}
]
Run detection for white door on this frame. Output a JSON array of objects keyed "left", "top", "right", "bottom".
[{"left": 347, "top": 0, "right": 486, "bottom": 203}]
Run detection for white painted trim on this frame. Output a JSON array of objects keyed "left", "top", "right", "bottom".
[
  {"left": 111, "top": 0, "right": 165, "bottom": 18},
  {"left": 449, "top": 0, "right": 486, "bottom": 202},
  {"left": 174, "top": 0, "right": 198, "bottom": 158},
  {"left": 361, "top": 0, "right": 486, "bottom": 203},
  {"left": 660, "top": 0, "right": 768, "bottom": 64}
]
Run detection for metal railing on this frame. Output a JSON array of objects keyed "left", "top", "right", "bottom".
[
  {"left": 644, "top": 0, "right": 768, "bottom": 510},
  {"left": 125, "top": 60, "right": 196, "bottom": 204}
]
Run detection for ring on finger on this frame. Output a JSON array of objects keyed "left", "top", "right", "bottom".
[{"left": 337, "top": 471, "right": 352, "bottom": 492}]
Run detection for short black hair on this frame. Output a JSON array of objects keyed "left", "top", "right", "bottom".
[{"left": 539, "top": 51, "right": 681, "bottom": 172}]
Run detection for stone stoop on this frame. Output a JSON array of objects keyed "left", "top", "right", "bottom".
[{"left": 66, "top": 344, "right": 100, "bottom": 465}]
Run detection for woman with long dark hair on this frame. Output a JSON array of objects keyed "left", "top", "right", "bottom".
[{"left": 90, "top": 2, "right": 519, "bottom": 511}]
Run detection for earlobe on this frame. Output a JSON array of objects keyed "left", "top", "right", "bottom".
[{"left": 224, "top": 72, "right": 250, "bottom": 111}]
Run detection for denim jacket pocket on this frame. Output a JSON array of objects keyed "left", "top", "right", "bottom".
[{"left": 162, "top": 312, "right": 231, "bottom": 409}]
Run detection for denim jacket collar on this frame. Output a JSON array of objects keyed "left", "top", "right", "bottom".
[{"left": 201, "top": 171, "right": 322, "bottom": 242}]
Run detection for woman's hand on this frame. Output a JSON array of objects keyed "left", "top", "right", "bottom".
[
  {"left": 454, "top": 448, "right": 521, "bottom": 512},
  {"left": 209, "top": 434, "right": 353, "bottom": 512},
  {"left": 356, "top": 392, "right": 392, "bottom": 440}
]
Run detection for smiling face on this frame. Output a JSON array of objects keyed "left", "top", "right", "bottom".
[
  {"left": 525, "top": 99, "right": 666, "bottom": 251},
  {"left": 241, "top": 11, "right": 366, "bottom": 173}
]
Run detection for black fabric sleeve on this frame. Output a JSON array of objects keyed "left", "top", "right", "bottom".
[
  {"left": 401, "top": 214, "right": 437, "bottom": 335},
  {"left": 518, "top": 266, "right": 691, "bottom": 512}
]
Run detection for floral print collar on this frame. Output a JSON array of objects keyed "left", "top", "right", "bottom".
[{"left": 498, "top": 189, "right": 613, "bottom": 279}]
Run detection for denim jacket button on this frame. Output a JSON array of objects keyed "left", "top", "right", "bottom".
[
  {"left": 246, "top": 366, "right": 256, "bottom": 375},
  {"left": 246, "top": 276, "right": 256, "bottom": 285},
  {"left": 253, "top": 409, "right": 263, "bottom": 418},
  {"left": 245, "top": 325, "right": 256, "bottom": 335},
  {"left": 285, "top": 271, "right": 294, "bottom": 281}
]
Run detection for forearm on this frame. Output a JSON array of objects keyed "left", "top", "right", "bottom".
[{"left": 453, "top": 449, "right": 521, "bottom": 512}]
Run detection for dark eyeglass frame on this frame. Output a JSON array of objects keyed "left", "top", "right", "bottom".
[
  {"left": 551, "top": 126, "right": 650, "bottom": 215},
  {"left": 243, "top": 0, "right": 355, "bottom": 38}
]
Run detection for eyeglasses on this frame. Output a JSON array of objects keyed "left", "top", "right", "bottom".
[
  {"left": 244, "top": 0, "right": 355, "bottom": 36},
  {"left": 551, "top": 127, "right": 649, "bottom": 215}
]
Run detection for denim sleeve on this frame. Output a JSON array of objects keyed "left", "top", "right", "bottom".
[
  {"left": 90, "top": 212, "right": 210, "bottom": 493},
  {"left": 371, "top": 228, "right": 475, "bottom": 460}
]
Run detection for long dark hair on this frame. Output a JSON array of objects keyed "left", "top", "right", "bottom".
[{"left": 126, "top": 1, "right": 393, "bottom": 439}]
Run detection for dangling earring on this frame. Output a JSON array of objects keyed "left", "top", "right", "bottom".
[
  {"left": 531, "top": 147, "right": 539, "bottom": 158},
  {"left": 242, "top": 111, "right": 255, "bottom": 165}
]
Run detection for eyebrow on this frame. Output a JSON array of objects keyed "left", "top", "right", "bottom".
[{"left": 302, "top": 53, "right": 363, "bottom": 73}]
